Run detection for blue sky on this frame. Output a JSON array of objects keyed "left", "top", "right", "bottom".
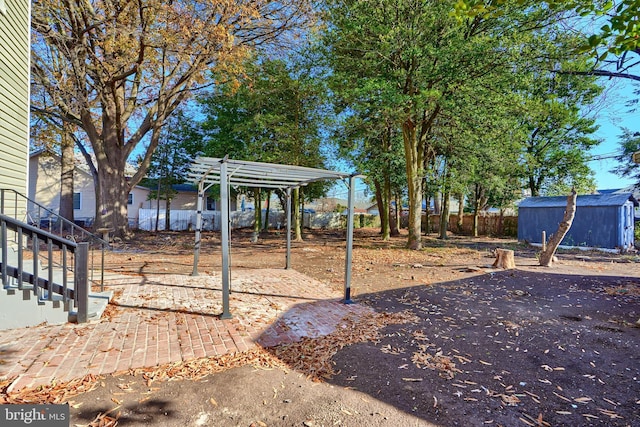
[{"left": 589, "top": 77, "right": 639, "bottom": 191}]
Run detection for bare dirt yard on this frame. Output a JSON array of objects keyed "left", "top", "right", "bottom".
[{"left": 7, "top": 228, "right": 640, "bottom": 426}]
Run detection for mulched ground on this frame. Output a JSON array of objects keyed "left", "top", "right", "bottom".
[
  {"left": 327, "top": 270, "right": 640, "bottom": 426},
  {"left": 3, "top": 229, "right": 639, "bottom": 426}
]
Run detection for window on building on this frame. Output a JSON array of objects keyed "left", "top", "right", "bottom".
[
  {"left": 128, "top": 193, "right": 133, "bottom": 205},
  {"left": 206, "top": 196, "right": 216, "bottom": 211},
  {"left": 73, "top": 193, "right": 81, "bottom": 210}
]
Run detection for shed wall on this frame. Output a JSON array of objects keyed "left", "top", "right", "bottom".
[{"left": 518, "top": 205, "right": 627, "bottom": 249}]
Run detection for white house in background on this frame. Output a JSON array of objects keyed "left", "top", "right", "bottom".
[
  {"left": 28, "top": 150, "right": 96, "bottom": 224},
  {"left": 28, "top": 150, "right": 158, "bottom": 227},
  {"left": 27, "top": 152, "right": 239, "bottom": 228}
]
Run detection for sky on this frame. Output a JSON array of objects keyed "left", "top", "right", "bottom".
[{"left": 589, "top": 76, "right": 639, "bottom": 191}]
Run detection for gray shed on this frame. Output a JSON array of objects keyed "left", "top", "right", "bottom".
[{"left": 518, "top": 193, "right": 638, "bottom": 250}]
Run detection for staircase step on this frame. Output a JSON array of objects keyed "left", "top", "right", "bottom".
[{"left": 68, "top": 291, "right": 113, "bottom": 323}]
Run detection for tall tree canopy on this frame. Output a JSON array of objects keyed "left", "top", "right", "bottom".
[
  {"left": 187, "top": 55, "right": 331, "bottom": 238},
  {"left": 321, "top": 0, "right": 592, "bottom": 249},
  {"left": 458, "top": 0, "right": 640, "bottom": 81},
  {"left": 31, "top": 0, "right": 312, "bottom": 237}
]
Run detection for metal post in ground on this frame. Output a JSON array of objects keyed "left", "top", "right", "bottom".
[
  {"left": 343, "top": 175, "right": 356, "bottom": 304},
  {"left": 76, "top": 242, "right": 89, "bottom": 323}
]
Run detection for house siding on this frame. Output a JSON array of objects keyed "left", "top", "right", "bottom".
[
  {"left": 0, "top": 0, "right": 30, "bottom": 215},
  {"left": 28, "top": 153, "right": 96, "bottom": 221}
]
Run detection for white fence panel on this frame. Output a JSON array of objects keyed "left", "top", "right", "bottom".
[
  {"left": 138, "top": 209, "right": 356, "bottom": 231},
  {"left": 138, "top": 209, "right": 197, "bottom": 231}
]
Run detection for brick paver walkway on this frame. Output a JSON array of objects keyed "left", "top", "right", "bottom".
[{"left": 0, "top": 269, "right": 373, "bottom": 391}]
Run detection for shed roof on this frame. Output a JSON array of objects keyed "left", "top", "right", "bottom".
[
  {"left": 188, "top": 157, "right": 353, "bottom": 189},
  {"left": 519, "top": 193, "right": 638, "bottom": 209}
]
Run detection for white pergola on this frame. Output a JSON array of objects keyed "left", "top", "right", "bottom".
[{"left": 187, "top": 156, "right": 361, "bottom": 319}]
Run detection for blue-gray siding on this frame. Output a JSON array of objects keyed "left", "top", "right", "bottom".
[{"left": 518, "top": 194, "right": 637, "bottom": 249}]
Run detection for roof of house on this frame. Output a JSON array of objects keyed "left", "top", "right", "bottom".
[
  {"left": 172, "top": 183, "right": 197, "bottom": 192},
  {"left": 519, "top": 193, "right": 638, "bottom": 209},
  {"left": 596, "top": 188, "right": 622, "bottom": 194}
]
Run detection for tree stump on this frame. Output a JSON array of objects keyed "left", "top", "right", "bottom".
[{"left": 492, "top": 249, "right": 515, "bottom": 269}]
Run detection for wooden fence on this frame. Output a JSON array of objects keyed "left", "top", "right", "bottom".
[{"left": 400, "top": 213, "right": 518, "bottom": 237}]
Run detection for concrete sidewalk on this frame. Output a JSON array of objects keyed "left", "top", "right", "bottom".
[{"left": 0, "top": 269, "right": 373, "bottom": 391}]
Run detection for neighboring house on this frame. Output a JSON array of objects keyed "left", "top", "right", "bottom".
[
  {"left": 27, "top": 150, "right": 232, "bottom": 228},
  {"left": 518, "top": 193, "right": 638, "bottom": 250},
  {"left": 28, "top": 150, "right": 164, "bottom": 228},
  {"left": 28, "top": 150, "right": 96, "bottom": 224},
  {"left": 365, "top": 204, "right": 379, "bottom": 215},
  {"left": 0, "top": 0, "right": 30, "bottom": 216}
]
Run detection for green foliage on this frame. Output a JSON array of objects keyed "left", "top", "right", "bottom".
[
  {"left": 455, "top": 0, "right": 640, "bottom": 55},
  {"left": 611, "top": 128, "right": 640, "bottom": 185},
  {"left": 186, "top": 53, "right": 333, "bottom": 208},
  {"left": 141, "top": 110, "right": 194, "bottom": 202},
  {"left": 511, "top": 32, "right": 603, "bottom": 196},
  {"left": 320, "top": 0, "right": 603, "bottom": 245}
]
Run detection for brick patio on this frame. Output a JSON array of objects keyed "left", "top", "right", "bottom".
[{"left": 0, "top": 269, "right": 373, "bottom": 391}]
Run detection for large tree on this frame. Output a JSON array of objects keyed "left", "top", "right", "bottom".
[
  {"left": 517, "top": 56, "right": 602, "bottom": 196},
  {"left": 31, "top": 0, "right": 311, "bottom": 238},
  {"left": 322, "top": 0, "right": 570, "bottom": 249},
  {"left": 189, "top": 56, "right": 331, "bottom": 239}
]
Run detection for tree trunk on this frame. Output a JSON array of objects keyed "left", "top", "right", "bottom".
[
  {"left": 539, "top": 189, "right": 577, "bottom": 267},
  {"left": 473, "top": 207, "right": 480, "bottom": 237},
  {"left": 439, "top": 190, "right": 450, "bottom": 239},
  {"left": 472, "top": 183, "right": 485, "bottom": 238},
  {"left": 59, "top": 128, "right": 75, "bottom": 229},
  {"left": 390, "top": 193, "right": 400, "bottom": 236},
  {"left": 155, "top": 179, "right": 161, "bottom": 232},
  {"left": 402, "top": 120, "right": 423, "bottom": 250},
  {"left": 425, "top": 195, "right": 431, "bottom": 234},
  {"left": 253, "top": 188, "right": 261, "bottom": 242},
  {"left": 456, "top": 192, "right": 464, "bottom": 234},
  {"left": 439, "top": 164, "right": 451, "bottom": 240},
  {"left": 293, "top": 187, "right": 302, "bottom": 241},
  {"left": 374, "top": 180, "right": 390, "bottom": 240},
  {"left": 493, "top": 249, "right": 515, "bottom": 269},
  {"left": 95, "top": 161, "right": 131, "bottom": 238},
  {"left": 433, "top": 193, "right": 441, "bottom": 215},
  {"left": 165, "top": 197, "right": 171, "bottom": 231},
  {"left": 263, "top": 191, "right": 271, "bottom": 231}
]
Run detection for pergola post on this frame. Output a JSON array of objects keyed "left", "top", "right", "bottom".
[
  {"left": 187, "top": 156, "right": 364, "bottom": 316},
  {"left": 343, "top": 175, "right": 356, "bottom": 304},
  {"left": 220, "top": 159, "right": 232, "bottom": 319},
  {"left": 285, "top": 187, "right": 292, "bottom": 269},
  {"left": 191, "top": 180, "right": 205, "bottom": 276}
]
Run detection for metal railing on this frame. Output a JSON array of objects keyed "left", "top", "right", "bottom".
[
  {"left": 0, "top": 188, "right": 108, "bottom": 290},
  {"left": 0, "top": 214, "right": 90, "bottom": 323}
]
